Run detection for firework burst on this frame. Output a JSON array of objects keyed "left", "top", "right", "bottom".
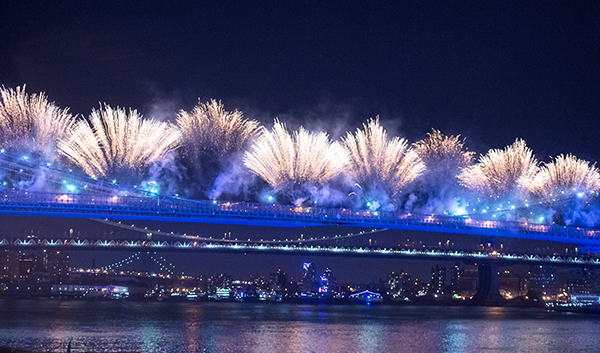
[
  {"left": 0, "top": 86, "right": 74, "bottom": 158},
  {"left": 58, "top": 104, "right": 181, "bottom": 179},
  {"left": 177, "top": 99, "right": 259, "bottom": 158},
  {"left": 342, "top": 118, "right": 425, "bottom": 196},
  {"left": 244, "top": 120, "right": 348, "bottom": 192},
  {"left": 413, "top": 129, "right": 474, "bottom": 170},
  {"left": 458, "top": 139, "right": 538, "bottom": 198},
  {"left": 532, "top": 154, "right": 600, "bottom": 203}
]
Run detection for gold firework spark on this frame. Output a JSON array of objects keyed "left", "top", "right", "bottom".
[
  {"left": 0, "top": 85, "right": 74, "bottom": 158},
  {"left": 413, "top": 129, "right": 474, "bottom": 170},
  {"left": 58, "top": 104, "right": 181, "bottom": 179},
  {"left": 342, "top": 117, "right": 425, "bottom": 196},
  {"left": 243, "top": 119, "right": 348, "bottom": 190},
  {"left": 532, "top": 154, "right": 600, "bottom": 203},
  {"left": 177, "top": 99, "right": 259, "bottom": 158},
  {"left": 458, "top": 139, "right": 538, "bottom": 197}
]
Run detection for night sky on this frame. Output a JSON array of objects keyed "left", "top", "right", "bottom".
[{"left": 1, "top": 1, "right": 599, "bottom": 282}]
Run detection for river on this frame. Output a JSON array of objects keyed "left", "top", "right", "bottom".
[{"left": 1, "top": 300, "right": 600, "bottom": 352}]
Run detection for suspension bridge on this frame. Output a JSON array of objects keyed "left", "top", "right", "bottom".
[{"left": 1, "top": 150, "right": 600, "bottom": 257}]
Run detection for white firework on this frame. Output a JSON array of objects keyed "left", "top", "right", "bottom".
[
  {"left": 413, "top": 129, "right": 474, "bottom": 171},
  {"left": 532, "top": 154, "right": 600, "bottom": 203},
  {"left": 177, "top": 99, "right": 260, "bottom": 158},
  {"left": 342, "top": 117, "right": 425, "bottom": 196},
  {"left": 244, "top": 119, "right": 348, "bottom": 191},
  {"left": 59, "top": 104, "right": 181, "bottom": 179},
  {"left": 0, "top": 85, "right": 74, "bottom": 159},
  {"left": 458, "top": 139, "right": 538, "bottom": 197}
]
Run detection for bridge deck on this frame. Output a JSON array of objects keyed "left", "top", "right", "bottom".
[
  {"left": 1, "top": 237, "right": 598, "bottom": 266},
  {"left": 1, "top": 191, "right": 599, "bottom": 245}
]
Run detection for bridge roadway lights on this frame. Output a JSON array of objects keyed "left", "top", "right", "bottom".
[{"left": 3, "top": 190, "right": 600, "bottom": 247}]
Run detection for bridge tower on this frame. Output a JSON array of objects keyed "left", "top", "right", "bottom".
[{"left": 472, "top": 261, "right": 503, "bottom": 303}]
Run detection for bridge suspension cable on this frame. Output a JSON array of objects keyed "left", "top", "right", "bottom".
[
  {"left": 100, "top": 251, "right": 181, "bottom": 275},
  {"left": 91, "top": 218, "right": 389, "bottom": 245},
  {"left": 0, "top": 150, "right": 166, "bottom": 198}
]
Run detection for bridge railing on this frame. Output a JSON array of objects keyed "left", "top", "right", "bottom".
[{"left": 2, "top": 191, "right": 600, "bottom": 242}]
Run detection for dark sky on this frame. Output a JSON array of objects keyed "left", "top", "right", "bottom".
[
  {"left": 1, "top": 1, "right": 599, "bottom": 159},
  {"left": 1, "top": 1, "right": 599, "bottom": 282}
]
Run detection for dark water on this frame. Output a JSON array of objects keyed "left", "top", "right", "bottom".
[{"left": 1, "top": 300, "right": 600, "bottom": 352}]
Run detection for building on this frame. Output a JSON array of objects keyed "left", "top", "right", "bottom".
[
  {"left": 450, "top": 263, "right": 479, "bottom": 298},
  {"left": 36, "top": 250, "right": 70, "bottom": 281},
  {"left": 498, "top": 270, "right": 524, "bottom": 299},
  {"left": 527, "top": 265, "right": 557, "bottom": 298},
  {"left": 301, "top": 262, "right": 316, "bottom": 295},
  {"left": 318, "top": 267, "right": 334, "bottom": 296},
  {"left": 450, "top": 263, "right": 460, "bottom": 294},
  {"left": 269, "top": 268, "right": 288, "bottom": 292},
  {"left": 429, "top": 265, "right": 446, "bottom": 297},
  {"left": 385, "top": 271, "right": 412, "bottom": 299},
  {"left": 0, "top": 249, "right": 19, "bottom": 283},
  {"left": 568, "top": 268, "right": 600, "bottom": 295},
  {"left": 18, "top": 252, "right": 37, "bottom": 281}
]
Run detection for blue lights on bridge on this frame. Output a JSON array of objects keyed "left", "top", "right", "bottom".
[
  {"left": 1, "top": 190, "right": 600, "bottom": 246},
  {"left": 2, "top": 236, "right": 599, "bottom": 266}
]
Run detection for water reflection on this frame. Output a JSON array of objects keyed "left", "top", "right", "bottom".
[{"left": 2, "top": 301, "right": 600, "bottom": 352}]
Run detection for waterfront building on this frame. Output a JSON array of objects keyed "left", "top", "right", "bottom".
[
  {"left": 568, "top": 268, "right": 600, "bottom": 295},
  {"left": 318, "top": 267, "right": 333, "bottom": 296},
  {"left": 450, "top": 263, "right": 479, "bottom": 298},
  {"left": 498, "top": 270, "right": 524, "bottom": 299},
  {"left": 349, "top": 290, "right": 383, "bottom": 302},
  {"left": 301, "top": 262, "right": 316, "bottom": 295},
  {"left": 0, "top": 249, "right": 19, "bottom": 283},
  {"left": 429, "top": 265, "right": 446, "bottom": 297},
  {"left": 36, "top": 250, "right": 70, "bottom": 281},
  {"left": 385, "top": 271, "right": 412, "bottom": 299},
  {"left": 527, "top": 265, "right": 557, "bottom": 299},
  {"left": 269, "top": 268, "right": 288, "bottom": 292},
  {"left": 18, "top": 252, "right": 36, "bottom": 281}
]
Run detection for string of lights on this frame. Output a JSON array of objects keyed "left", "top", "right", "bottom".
[{"left": 99, "top": 251, "right": 181, "bottom": 275}]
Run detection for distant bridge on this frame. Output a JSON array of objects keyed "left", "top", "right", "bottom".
[
  {"left": 2, "top": 236, "right": 599, "bottom": 267},
  {"left": 1, "top": 191, "right": 600, "bottom": 247}
]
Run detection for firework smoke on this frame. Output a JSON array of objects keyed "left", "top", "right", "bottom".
[
  {"left": 343, "top": 118, "right": 425, "bottom": 199},
  {"left": 176, "top": 99, "right": 260, "bottom": 198},
  {"left": 58, "top": 104, "right": 181, "bottom": 180},
  {"left": 0, "top": 86, "right": 74, "bottom": 160},
  {"left": 408, "top": 129, "right": 475, "bottom": 215},
  {"left": 458, "top": 139, "right": 538, "bottom": 198},
  {"left": 4, "top": 84, "right": 600, "bottom": 227},
  {"left": 244, "top": 120, "right": 348, "bottom": 204}
]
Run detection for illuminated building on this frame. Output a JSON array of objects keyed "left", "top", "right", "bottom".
[
  {"left": 301, "top": 262, "right": 316, "bottom": 294},
  {"left": 429, "top": 265, "right": 446, "bottom": 297},
  {"left": 0, "top": 249, "right": 19, "bottom": 283},
  {"left": 318, "top": 267, "right": 333, "bottom": 296},
  {"left": 527, "top": 265, "right": 557, "bottom": 298},
  {"left": 386, "top": 271, "right": 411, "bottom": 298},
  {"left": 498, "top": 270, "right": 524, "bottom": 299},
  {"left": 18, "top": 253, "right": 36, "bottom": 280},
  {"left": 349, "top": 290, "right": 383, "bottom": 302},
  {"left": 567, "top": 268, "right": 600, "bottom": 299},
  {"left": 208, "top": 273, "right": 233, "bottom": 291},
  {"left": 451, "top": 263, "right": 479, "bottom": 298},
  {"left": 36, "top": 250, "right": 70, "bottom": 281},
  {"left": 269, "top": 268, "right": 288, "bottom": 292}
]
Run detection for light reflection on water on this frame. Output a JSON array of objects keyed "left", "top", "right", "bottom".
[{"left": 1, "top": 300, "right": 600, "bottom": 352}]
